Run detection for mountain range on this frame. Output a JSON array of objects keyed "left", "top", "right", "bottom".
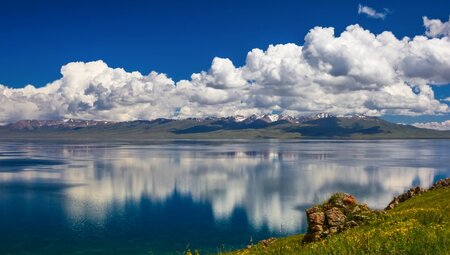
[{"left": 1, "top": 114, "right": 450, "bottom": 141}]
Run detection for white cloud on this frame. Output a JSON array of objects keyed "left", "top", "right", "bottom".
[
  {"left": 412, "top": 120, "right": 450, "bottom": 131},
  {"left": 423, "top": 16, "right": 450, "bottom": 37},
  {"left": 1, "top": 17, "right": 450, "bottom": 123},
  {"left": 358, "top": 4, "right": 389, "bottom": 20}
]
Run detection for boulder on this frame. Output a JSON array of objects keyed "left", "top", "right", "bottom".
[
  {"left": 303, "top": 193, "right": 371, "bottom": 243},
  {"left": 325, "top": 207, "right": 346, "bottom": 226},
  {"left": 311, "top": 225, "right": 323, "bottom": 232},
  {"left": 329, "top": 226, "right": 338, "bottom": 234},
  {"left": 308, "top": 212, "right": 325, "bottom": 225},
  {"left": 345, "top": 220, "right": 358, "bottom": 228},
  {"left": 343, "top": 195, "right": 357, "bottom": 206},
  {"left": 303, "top": 178, "right": 450, "bottom": 244}
]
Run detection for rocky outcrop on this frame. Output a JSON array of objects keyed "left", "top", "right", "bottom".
[
  {"left": 385, "top": 178, "right": 450, "bottom": 210},
  {"left": 253, "top": 178, "right": 450, "bottom": 248},
  {"left": 429, "top": 178, "right": 450, "bottom": 190},
  {"left": 303, "top": 193, "right": 372, "bottom": 243},
  {"left": 385, "top": 186, "right": 426, "bottom": 210},
  {"left": 303, "top": 178, "right": 450, "bottom": 244}
]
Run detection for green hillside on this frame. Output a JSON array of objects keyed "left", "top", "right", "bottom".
[{"left": 218, "top": 186, "right": 450, "bottom": 255}]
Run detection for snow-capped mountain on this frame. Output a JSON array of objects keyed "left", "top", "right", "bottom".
[
  {"left": 8, "top": 119, "right": 113, "bottom": 130},
  {"left": 312, "top": 113, "right": 334, "bottom": 119},
  {"left": 2, "top": 113, "right": 449, "bottom": 140},
  {"left": 5, "top": 113, "right": 366, "bottom": 130}
]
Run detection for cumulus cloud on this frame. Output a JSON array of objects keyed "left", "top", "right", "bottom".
[
  {"left": 423, "top": 16, "right": 450, "bottom": 37},
  {"left": 1, "top": 17, "right": 450, "bottom": 123},
  {"left": 358, "top": 4, "right": 389, "bottom": 19},
  {"left": 412, "top": 120, "right": 450, "bottom": 131},
  {"left": 0, "top": 61, "right": 184, "bottom": 123}
]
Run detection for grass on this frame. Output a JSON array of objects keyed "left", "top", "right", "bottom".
[{"left": 210, "top": 188, "right": 450, "bottom": 255}]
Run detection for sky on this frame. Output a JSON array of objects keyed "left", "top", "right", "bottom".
[{"left": 0, "top": 0, "right": 450, "bottom": 126}]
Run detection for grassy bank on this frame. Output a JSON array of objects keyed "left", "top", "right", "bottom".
[{"left": 217, "top": 187, "right": 450, "bottom": 255}]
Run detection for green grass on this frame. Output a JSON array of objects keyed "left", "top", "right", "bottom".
[{"left": 214, "top": 188, "right": 450, "bottom": 255}]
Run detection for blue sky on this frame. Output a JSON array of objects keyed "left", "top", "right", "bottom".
[{"left": 0, "top": 0, "right": 450, "bottom": 124}]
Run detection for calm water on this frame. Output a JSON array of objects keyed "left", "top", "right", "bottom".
[{"left": 0, "top": 140, "right": 449, "bottom": 254}]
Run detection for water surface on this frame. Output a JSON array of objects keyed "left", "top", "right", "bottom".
[{"left": 0, "top": 140, "right": 449, "bottom": 254}]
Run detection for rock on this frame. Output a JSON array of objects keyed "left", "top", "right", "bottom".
[
  {"left": 303, "top": 193, "right": 369, "bottom": 243},
  {"left": 329, "top": 226, "right": 338, "bottom": 234},
  {"left": 343, "top": 195, "right": 357, "bottom": 206},
  {"left": 306, "top": 206, "right": 320, "bottom": 215},
  {"left": 351, "top": 205, "right": 362, "bottom": 213},
  {"left": 260, "top": 237, "right": 276, "bottom": 247},
  {"left": 430, "top": 178, "right": 450, "bottom": 190},
  {"left": 345, "top": 220, "right": 358, "bottom": 227},
  {"left": 360, "top": 203, "right": 370, "bottom": 211},
  {"left": 303, "top": 178, "right": 450, "bottom": 245},
  {"left": 311, "top": 225, "right": 323, "bottom": 232},
  {"left": 325, "top": 207, "right": 346, "bottom": 226},
  {"left": 308, "top": 212, "right": 325, "bottom": 225},
  {"left": 385, "top": 197, "right": 399, "bottom": 210},
  {"left": 385, "top": 185, "right": 426, "bottom": 210},
  {"left": 385, "top": 178, "right": 448, "bottom": 211}
]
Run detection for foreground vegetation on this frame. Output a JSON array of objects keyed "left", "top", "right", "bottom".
[{"left": 214, "top": 187, "right": 450, "bottom": 255}]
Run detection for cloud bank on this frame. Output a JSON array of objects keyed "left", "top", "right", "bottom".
[
  {"left": 358, "top": 4, "right": 389, "bottom": 19},
  {"left": 413, "top": 120, "right": 450, "bottom": 131},
  {"left": 1, "top": 17, "right": 450, "bottom": 124}
]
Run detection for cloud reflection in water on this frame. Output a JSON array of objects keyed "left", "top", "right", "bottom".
[{"left": 40, "top": 141, "right": 448, "bottom": 233}]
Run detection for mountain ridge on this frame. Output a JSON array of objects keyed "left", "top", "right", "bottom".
[
  {"left": 4, "top": 113, "right": 380, "bottom": 130},
  {"left": 1, "top": 114, "right": 449, "bottom": 140}
]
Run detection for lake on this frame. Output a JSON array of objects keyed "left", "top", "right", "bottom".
[{"left": 0, "top": 140, "right": 449, "bottom": 254}]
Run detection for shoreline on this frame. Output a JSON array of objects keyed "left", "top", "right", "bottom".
[{"left": 222, "top": 178, "right": 450, "bottom": 255}]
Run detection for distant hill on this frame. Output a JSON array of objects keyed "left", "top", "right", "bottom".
[{"left": 1, "top": 114, "right": 450, "bottom": 141}]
